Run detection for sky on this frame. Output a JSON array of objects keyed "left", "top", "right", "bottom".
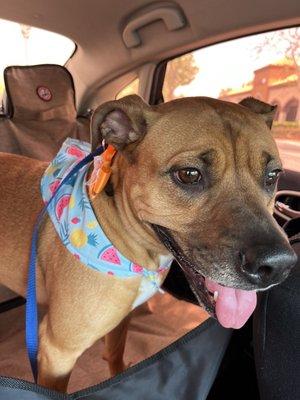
[{"left": 174, "top": 28, "right": 297, "bottom": 98}]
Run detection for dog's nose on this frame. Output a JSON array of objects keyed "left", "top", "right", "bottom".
[{"left": 239, "top": 244, "right": 297, "bottom": 285}]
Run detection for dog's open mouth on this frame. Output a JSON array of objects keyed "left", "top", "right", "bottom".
[{"left": 152, "top": 225, "right": 257, "bottom": 329}]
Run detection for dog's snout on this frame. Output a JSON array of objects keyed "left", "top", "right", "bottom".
[{"left": 239, "top": 244, "right": 297, "bottom": 286}]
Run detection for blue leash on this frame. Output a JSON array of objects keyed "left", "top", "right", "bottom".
[{"left": 26, "top": 145, "right": 104, "bottom": 382}]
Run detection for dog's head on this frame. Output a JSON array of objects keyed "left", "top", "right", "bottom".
[{"left": 91, "top": 95, "right": 297, "bottom": 328}]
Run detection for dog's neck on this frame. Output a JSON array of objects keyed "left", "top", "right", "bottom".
[{"left": 91, "top": 190, "right": 172, "bottom": 271}]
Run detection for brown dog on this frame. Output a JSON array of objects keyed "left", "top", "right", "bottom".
[{"left": 0, "top": 95, "right": 296, "bottom": 392}]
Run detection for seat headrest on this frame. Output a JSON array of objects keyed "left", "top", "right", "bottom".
[{"left": 4, "top": 65, "right": 77, "bottom": 121}]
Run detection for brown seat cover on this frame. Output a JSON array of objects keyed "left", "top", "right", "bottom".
[
  {"left": 0, "top": 65, "right": 90, "bottom": 302},
  {"left": 0, "top": 64, "right": 89, "bottom": 161}
]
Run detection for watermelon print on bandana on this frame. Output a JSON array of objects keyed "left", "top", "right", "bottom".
[{"left": 41, "top": 138, "right": 172, "bottom": 309}]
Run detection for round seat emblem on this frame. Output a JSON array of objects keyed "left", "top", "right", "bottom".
[{"left": 36, "top": 86, "right": 52, "bottom": 101}]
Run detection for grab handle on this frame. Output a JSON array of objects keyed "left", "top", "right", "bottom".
[{"left": 123, "top": 5, "right": 186, "bottom": 48}]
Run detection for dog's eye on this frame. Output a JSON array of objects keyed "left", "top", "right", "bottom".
[
  {"left": 265, "top": 169, "right": 281, "bottom": 186},
  {"left": 174, "top": 168, "right": 202, "bottom": 185}
]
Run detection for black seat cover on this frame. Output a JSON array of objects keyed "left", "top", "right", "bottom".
[
  {"left": 0, "top": 319, "right": 231, "bottom": 400},
  {"left": 253, "top": 218, "right": 300, "bottom": 400}
]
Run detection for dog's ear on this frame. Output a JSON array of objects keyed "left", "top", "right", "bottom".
[
  {"left": 239, "top": 97, "right": 277, "bottom": 129},
  {"left": 91, "top": 95, "right": 151, "bottom": 152}
]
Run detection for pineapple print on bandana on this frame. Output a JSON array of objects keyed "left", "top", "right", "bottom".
[{"left": 40, "top": 138, "right": 172, "bottom": 309}]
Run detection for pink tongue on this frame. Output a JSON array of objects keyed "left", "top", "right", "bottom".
[{"left": 205, "top": 278, "right": 257, "bottom": 329}]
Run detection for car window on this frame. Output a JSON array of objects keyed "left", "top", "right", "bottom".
[
  {"left": 116, "top": 77, "right": 139, "bottom": 99},
  {"left": 162, "top": 27, "right": 300, "bottom": 172},
  {"left": 0, "top": 18, "right": 75, "bottom": 114}
]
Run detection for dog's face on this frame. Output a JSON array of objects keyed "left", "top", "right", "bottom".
[{"left": 91, "top": 95, "right": 297, "bottom": 326}]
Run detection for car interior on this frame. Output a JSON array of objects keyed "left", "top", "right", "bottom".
[{"left": 0, "top": 0, "right": 299, "bottom": 399}]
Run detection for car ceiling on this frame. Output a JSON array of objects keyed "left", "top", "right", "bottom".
[{"left": 0, "top": 0, "right": 299, "bottom": 110}]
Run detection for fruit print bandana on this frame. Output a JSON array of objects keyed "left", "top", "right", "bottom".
[{"left": 40, "top": 138, "right": 172, "bottom": 309}]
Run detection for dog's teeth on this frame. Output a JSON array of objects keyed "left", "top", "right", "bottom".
[{"left": 214, "top": 291, "right": 219, "bottom": 301}]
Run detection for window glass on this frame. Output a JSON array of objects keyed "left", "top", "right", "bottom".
[
  {"left": 116, "top": 78, "right": 139, "bottom": 99},
  {"left": 0, "top": 18, "right": 75, "bottom": 112},
  {"left": 162, "top": 27, "right": 300, "bottom": 172}
]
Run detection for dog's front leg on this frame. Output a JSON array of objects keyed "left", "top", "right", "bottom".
[
  {"left": 38, "top": 314, "right": 77, "bottom": 392},
  {"left": 37, "top": 307, "right": 133, "bottom": 392},
  {"left": 103, "top": 314, "right": 131, "bottom": 376},
  {"left": 36, "top": 269, "right": 140, "bottom": 391},
  {"left": 37, "top": 312, "right": 113, "bottom": 392}
]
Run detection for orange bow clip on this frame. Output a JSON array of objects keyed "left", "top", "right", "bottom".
[{"left": 89, "top": 145, "right": 117, "bottom": 198}]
